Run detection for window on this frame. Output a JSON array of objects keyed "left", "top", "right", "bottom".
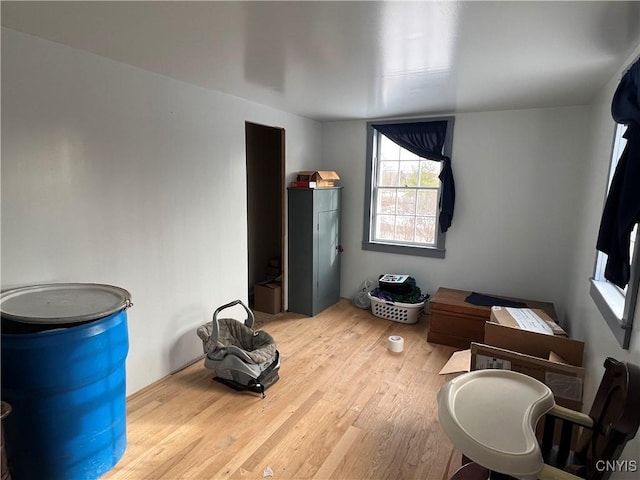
[
  {"left": 363, "top": 117, "right": 454, "bottom": 257},
  {"left": 591, "top": 123, "right": 639, "bottom": 349}
]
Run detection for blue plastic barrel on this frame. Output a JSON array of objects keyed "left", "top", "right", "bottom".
[{"left": 1, "top": 284, "right": 131, "bottom": 480}]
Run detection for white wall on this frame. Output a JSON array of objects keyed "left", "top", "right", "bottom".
[
  {"left": 564, "top": 47, "right": 640, "bottom": 472},
  {"left": 322, "top": 106, "right": 590, "bottom": 319},
  {"left": 1, "top": 28, "right": 322, "bottom": 395}
]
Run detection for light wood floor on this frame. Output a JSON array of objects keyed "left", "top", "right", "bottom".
[{"left": 102, "top": 299, "right": 462, "bottom": 480}]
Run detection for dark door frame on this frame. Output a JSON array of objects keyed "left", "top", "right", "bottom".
[{"left": 245, "top": 122, "right": 286, "bottom": 311}]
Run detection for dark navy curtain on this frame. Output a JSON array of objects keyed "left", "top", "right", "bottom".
[
  {"left": 373, "top": 121, "right": 455, "bottom": 232},
  {"left": 596, "top": 59, "right": 640, "bottom": 289}
]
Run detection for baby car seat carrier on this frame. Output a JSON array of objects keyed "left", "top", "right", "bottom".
[{"left": 197, "top": 300, "right": 280, "bottom": 397}]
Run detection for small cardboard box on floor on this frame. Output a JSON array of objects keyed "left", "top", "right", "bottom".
[
  {"left": 254, "top": 282, "right": 282, "bottom": 314},
  {"left": 440, "top": 307, "right": 585, "bottom": 411}
]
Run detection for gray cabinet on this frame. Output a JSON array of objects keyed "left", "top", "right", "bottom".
[{"left": 287, "top": 187, "right": 342, "bottom": 316}]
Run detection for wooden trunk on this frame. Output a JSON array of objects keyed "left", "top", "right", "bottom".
[{"left": 427, "top": 287, "right": 557, "bottom": 349}]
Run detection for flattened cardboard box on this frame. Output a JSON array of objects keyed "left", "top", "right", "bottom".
[
  {"left": 480, "top": 320, "right": 584, "bottom": 409},
  {"left": 439, "top": 349, "right": 472, "bottom": 375},
  {"left": 470, "top": 342, "right": 584, "bottom": 411},
  {"left": 440, "top": 321, "right": 585, "bottom": 409}
]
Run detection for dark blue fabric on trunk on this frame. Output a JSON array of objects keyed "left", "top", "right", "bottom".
[{"left": 465, "top": 292, "right": 527, "bottom": 308}]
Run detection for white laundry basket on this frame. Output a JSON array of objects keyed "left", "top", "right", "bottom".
[{"left": 368, "top": 292, "right": 425, "bottom": 324}]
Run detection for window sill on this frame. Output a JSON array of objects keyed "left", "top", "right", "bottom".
[
  {"left": 589, "top": 278, "right": 631, "bottom": 348},
  {"left": 362, "top": 241, "right": 445, "bottom": 258}
]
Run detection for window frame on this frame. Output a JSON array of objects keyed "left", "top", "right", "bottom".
[
  {"left": 590, "top": 123, "right": 638, "bottom": 349},
  {"left": 362, "top": 116, "right": 454, "bottom": 258}
]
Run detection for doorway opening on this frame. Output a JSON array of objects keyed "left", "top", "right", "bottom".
[{"left": 245, "top": 122, "right": 285, "bottom": 313}]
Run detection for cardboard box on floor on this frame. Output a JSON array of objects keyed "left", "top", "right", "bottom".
[
  {"left": 254, "top": 282, "right": 282, "bottom": 314},
  {"left": 439, "top": 315, "right": 585, "bottom": 411},
  {"left": 490, "top": 306, "right": 566, "bottom": 336},
  {"left": 478, "top": 322, "right": 584, "bottom": 411}
]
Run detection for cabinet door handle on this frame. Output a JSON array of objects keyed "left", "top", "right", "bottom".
[{"left": 336, "top": 245, "right": 344, "bottom": 253}]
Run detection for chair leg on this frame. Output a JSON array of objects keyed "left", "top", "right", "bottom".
[
  {"left": 541, "top": 415, "right": 556, "bottom": 461},
  {"left": 556, "top": 421, "right": 574, "bottom": 464}
]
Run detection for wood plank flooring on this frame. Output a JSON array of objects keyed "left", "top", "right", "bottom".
[{"left": 102, "top": 299, "right": 462, "bottom": 480}]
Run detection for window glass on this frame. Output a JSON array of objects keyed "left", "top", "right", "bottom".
[{"left": 372, "top": 134, "right": 441, "bottom": 246}]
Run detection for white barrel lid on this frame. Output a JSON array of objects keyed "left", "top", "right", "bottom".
[{"left": 0, "top": 283, "right": 132, "bottom": 324}]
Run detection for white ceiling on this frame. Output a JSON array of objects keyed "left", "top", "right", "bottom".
[{"left": 2, "top": 1, "right": 640, "bottom": 121}]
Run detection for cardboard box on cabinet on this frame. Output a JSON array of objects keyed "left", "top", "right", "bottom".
[{"left": 296, "top": 171, "right": 340, "bottom": 187}]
